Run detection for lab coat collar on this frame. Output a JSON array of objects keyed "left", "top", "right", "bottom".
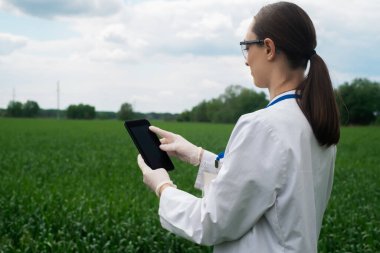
[{"left": 269, "top": 90, "right": 297, "bottom": 104}]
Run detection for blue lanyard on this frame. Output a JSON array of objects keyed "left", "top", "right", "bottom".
[
  {"left": 215, "top": 151, "right": 224, "bottom": 168},
  {"left": 216, "top": 152, "right": 224, "bottom": 161},
  {"left": 266, "top": 94, "right": 301, "bottom": 108}
]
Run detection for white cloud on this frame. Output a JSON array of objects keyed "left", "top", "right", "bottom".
[
  {"left": 176, "top": 12, "right": 233, "bottom": 40},
  {"left": 158, "top": 90, "right": 174, "bottom": 97},
  {"left": 0, "top": 0, "right": 123, "bottom": 18},
  {"left": 88, "top": 48, "right": 138, "bottom": 63},
  {"left": 101, "top": 24, "right": 128, "bottom": 44},
  {"left": 0, "top": 33, "right": 27, "bottom": 55},
  {"left": 235, "top": 18, "right": 253, "bottom": 38},
  {"left": 0, "top": 0, "right": 379, "bottom": 113},
  {"left": 200, "top": 79, "right": 224, "bottom": 89}
]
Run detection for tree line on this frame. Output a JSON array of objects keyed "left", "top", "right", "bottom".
[
  {"left": 1, "top": 78, "right": 379, "bottom": 125},
  {"left": 178, "top": 78, "right": 380, "bottom": 125},
  {"left": 177, "top": 85, "right": 268, "bottom": 123},
  {"left": 1, "top": 102, "right": 178, "bottom": 121},
  {"left": 3, "top": 101, "right": 40, "bottom": 118},
  {"left": 335, "top": 78, "right": 380, "bottom": 125}
]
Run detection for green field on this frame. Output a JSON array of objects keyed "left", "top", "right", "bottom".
[{"left": 0, "top": 118, "right": 379, "bottom": 252}]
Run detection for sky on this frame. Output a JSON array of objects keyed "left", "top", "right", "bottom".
[{"left": 0, "top": 0, "right": 379, "bottom": 113}]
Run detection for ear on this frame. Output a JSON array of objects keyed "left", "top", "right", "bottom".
[{"left": 263, "top": 38, "right": 276, "bottom": 61}]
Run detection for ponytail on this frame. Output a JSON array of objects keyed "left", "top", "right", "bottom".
[
  {"left": 297, "top": 54, "right": 340, "bottom": 146},
  {"left": 253, "top": 2, "right": 340, "bottom": 147}
]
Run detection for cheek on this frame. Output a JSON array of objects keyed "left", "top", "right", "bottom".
[
  {"left": 251, "top": 64, "right": 264, "bottom": 85},
  {"left": 248, "top": 57, "right": 258, "bottom": 75},
  {"left": 247, "top": 52, "right": 266, "bottom": 87}
]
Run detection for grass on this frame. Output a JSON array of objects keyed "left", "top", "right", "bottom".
[
  {"left": 0, "top": 118, "right": 379, "bottom": 252},
  {"left": 318, "top": 127, "right": 380, "bottom": 253}
]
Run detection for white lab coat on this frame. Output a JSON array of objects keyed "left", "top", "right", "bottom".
[{"left": 159, "top": 90, "right": 336, "bottom": 253}]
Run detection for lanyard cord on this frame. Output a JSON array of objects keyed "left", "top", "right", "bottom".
[
  {"left": 215, "top": 151, "right": 224, "bottom": 168},
  {"left": 216, "top": 152, "right": 224, "bottom": 161},
  {"left": 266, "top": 94, "right": 301, "bottom": 108}
]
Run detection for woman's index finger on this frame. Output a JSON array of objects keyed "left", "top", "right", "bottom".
[{"left": 149, "top": 126, "right": 173, "bottom": 138}]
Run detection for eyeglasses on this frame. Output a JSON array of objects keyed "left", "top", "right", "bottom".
[{"left": 240, "top": 40, "right": 264, "bottom": 60}]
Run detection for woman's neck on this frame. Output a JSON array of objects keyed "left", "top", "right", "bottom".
[
  {"left": 269, "top": 85, "right": 297, "bottom": 100},
  {"left": 268, "top": 68, "right": 304, "bottom": 100}
]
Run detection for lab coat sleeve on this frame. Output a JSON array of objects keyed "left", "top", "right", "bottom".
[
  {"left": 194, "top": 150, "right": 219, "bottom": 190},
  {"left": 325, "top": 145, "right": 336, "bottom": 204},
  {"left": 159, "top": 114, "right": 287, "bottom": 245}
]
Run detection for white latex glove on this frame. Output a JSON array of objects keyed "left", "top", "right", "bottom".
[
  {"left": 149, "top": 126, "right": 203, "bottom": 166},
  {"left": 137, "top": 154, "right": 176, "bottom": 197}
]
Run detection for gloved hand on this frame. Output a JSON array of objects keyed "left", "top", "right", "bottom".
[
  {"left": 149, "top": 126, "right": 203, "bottom": 166},
  {"left": 137, "top": 154, "right": 176, "bottom": 197}
]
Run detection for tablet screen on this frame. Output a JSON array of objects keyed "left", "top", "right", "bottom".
[{"left": 125, "top": 119, "right": 174, "bottom": 171}]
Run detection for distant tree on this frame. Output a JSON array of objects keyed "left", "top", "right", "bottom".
[
  {"left": 23, "top": 100, "right": 40, "bottom": 117},
  {"left": 191, "top": 101, "right": 209, "bottom": 122},
  {"left": 205, "top": 98, "right": 224, "bottom": 122},
  {"left": 234, "top": 88, "right": 268, "bottom": 120},
  {"left": 66, "top": 104, "right": 96, "bottom": 119},
  {"left": 118, "top": 103, "right": 135, "bottom": 120},
  {"left": 179, "top": 85, "right": 269, "bottom": 123},
  {"left": 143, "top": 112, "right": 178, "bottom": 121},
  {"left": 66, "top": 105, "right": 77, "bottom": 119},
  {"left": 96, "top": 111, "right": 117, "bottom": 120},
  {"left": 219, "top": 85, "right": 268, "bottom": 123},
  {"left": 80, "top": 104, "right": 96, "bottom": 119},
  {"left": 133, "top": 112, "right": 146, "bottom": 120},
  {"left": 6, "top": 101, "right": 23, "bottom": 117},
  {"left": 336, "top": 78, "right": 380, "bottom": 125},
  {"left": 38, "top": 109, "right": 64, "bottom": 118},
  {"left": 178, "top": 110, "right": 191, "bottom": 122}
]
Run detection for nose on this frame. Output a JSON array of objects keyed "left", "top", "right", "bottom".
[{"left": 245, "top": 61, "right": 249, "bottom": 66}]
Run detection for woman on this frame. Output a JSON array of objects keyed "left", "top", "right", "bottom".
[{"left": 137, "top": 2, "right": 340, "bottom": 252}]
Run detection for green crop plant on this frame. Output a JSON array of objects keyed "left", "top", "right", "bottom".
[{"left": 0, "top": 118, "right": 378, "bottom": 252}]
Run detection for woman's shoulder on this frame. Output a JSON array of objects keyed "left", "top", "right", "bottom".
[
  {"left": 225, "top": 109, "right": 289, "bottom": 156},
  {"left": 240, "top": 101, "right": 310, "bottom": 129},
  {"left": 234, "top": 102, "right": 313, "bottom": 144},
  {"left": 236, "top": 107, "right": 278, "bottom": 130},
  {"left": 231, "top": 109, "right": 276, "bottom": 140}
]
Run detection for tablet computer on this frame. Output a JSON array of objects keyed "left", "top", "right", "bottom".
[{"left": 124, "top": 119, "right": 174, "bottom": 171}]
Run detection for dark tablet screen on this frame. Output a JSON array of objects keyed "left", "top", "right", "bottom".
[{"left": 125, "top": 119, "right": 174, "bottom": 171}]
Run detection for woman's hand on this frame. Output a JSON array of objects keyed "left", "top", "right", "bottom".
[
  {"left": 137, "top": 154, "right": 175, "bottom": 197},
  {"left": 149, "top": 126, "right": 203, "bottom": 166}
]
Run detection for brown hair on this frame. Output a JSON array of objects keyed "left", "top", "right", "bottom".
[{"left": 253, "top": 1, "right": 340, "bottom": 146}]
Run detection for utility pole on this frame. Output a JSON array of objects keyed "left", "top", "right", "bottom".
[
  {"left": 12, "top": 88, "right": 15, "bottom": 102},
  {"left": 57, "top": 81, "right": 60, "bottom": 119}
]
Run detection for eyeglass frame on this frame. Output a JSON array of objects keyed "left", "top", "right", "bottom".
[{"left": 240, "top": 39, "right": 264, "bottom": 60}]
